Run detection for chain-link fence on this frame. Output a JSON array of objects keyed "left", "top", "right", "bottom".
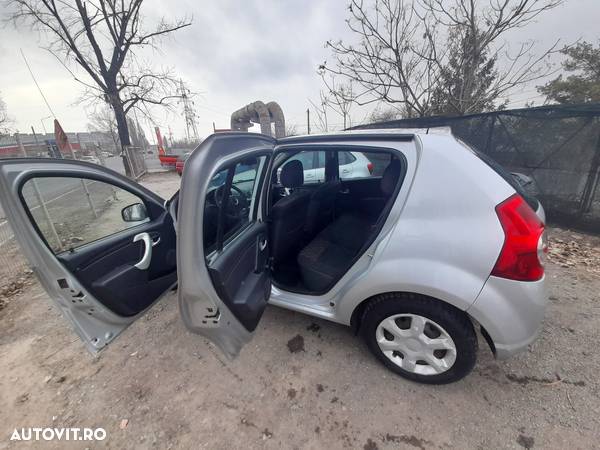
[
  {"left": 123, "top": 145, "right": 148, "bottom": 179},
  {"left": 0, "top": 218, "right": 30, "bottom": 289},
  {"left": 353, "top": 103, "right": 600, "bottom": 231}
]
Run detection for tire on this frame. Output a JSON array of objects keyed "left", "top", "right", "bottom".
[{"left": 360, "top": 293, "right": 477, "bottom": 384}]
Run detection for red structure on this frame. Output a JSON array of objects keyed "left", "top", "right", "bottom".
[{"left": 155, "top": 126, "right": 177, "bottom": 169}]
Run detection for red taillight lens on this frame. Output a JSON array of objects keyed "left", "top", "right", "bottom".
[
  {"left": 367, "top": 162, "right": 374, "bottom": 174},
  {"left": 492, "top": 194, "right": 546, "bottom": 282}
]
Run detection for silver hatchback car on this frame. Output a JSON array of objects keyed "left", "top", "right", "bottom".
[{"left": 0, "top": 129, "right": 548, "bottom": 384}]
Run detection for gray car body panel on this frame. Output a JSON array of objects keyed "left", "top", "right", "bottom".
[
  {"left": 467, "top": 275, "right": 548, "bottom": 359},
  {"left": 0, "top": 159, "right": 171, "bottom": 352},
  {"left": 271, "top": 134, "right": 513, "bottom": 320},
  {"left": 177, "top": 132, "right": 275, "bottom": 359}
]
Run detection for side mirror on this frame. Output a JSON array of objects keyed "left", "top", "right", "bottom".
[{"left": 121, "top": 203, "right": 148, "bottom": 222}]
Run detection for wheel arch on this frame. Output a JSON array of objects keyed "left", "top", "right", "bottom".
[{"left": 349, "top": 291, "right": 497, "bottom": 356}]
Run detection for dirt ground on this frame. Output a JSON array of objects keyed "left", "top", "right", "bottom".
[{"left": 1, "top": 172, "right": 599, "bottom": 449}]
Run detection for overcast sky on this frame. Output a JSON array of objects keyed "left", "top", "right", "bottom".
[{"left": 1, "top": 0, "right": 599, "bottom": 143}]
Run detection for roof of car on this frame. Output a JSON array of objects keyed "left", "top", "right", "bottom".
[{"left": 278, "top": 127, "right": 452, "bottom": 143}]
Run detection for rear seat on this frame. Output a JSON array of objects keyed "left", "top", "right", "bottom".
[
  {"left": 296, "top": 158, "right": 402, "bottom": 292},
  {"left": 297, "top": 214, "right": 373, "bottom": 291}
]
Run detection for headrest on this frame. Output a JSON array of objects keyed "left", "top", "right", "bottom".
[
  {"left": 381, "top": 158, "right": 401, "bottom": 196},
  {"left": 281, "top": 159, "right": 304, "bottom": 188}
]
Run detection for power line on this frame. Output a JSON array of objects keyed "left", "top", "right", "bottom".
[{"left": 20, "top": 48, "right": 56, "bottom": 119}]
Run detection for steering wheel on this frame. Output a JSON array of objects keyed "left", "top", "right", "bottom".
[{"left": 214, "top": 185, "right": 249, "bottom": 220}]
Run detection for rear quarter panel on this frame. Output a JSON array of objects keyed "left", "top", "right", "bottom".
[{"left": 335, "top": 134, "right": 515, "bottom": 323}]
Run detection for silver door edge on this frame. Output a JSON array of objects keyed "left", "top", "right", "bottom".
[{"left": 177, "top": 133, "right": 274, "bottom": 358}]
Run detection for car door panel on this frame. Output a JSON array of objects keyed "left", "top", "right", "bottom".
[
  {"left": 336, "top": 177, "right": 384, "bottom": 211},
  {"left": 0, "top": 159, "right": 176, "bottom": 352},
  {"left": 178, "top": 132, "right": 275, "bottom": 359},
  {"left": 208, "top": 222, "right": 270, "bottom": 331},
  {"left": 58, "top": 213, "right": 177, "bottom": 317}
]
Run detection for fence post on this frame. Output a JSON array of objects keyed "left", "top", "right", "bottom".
[
  {"left": 17, "top": 132, "right": 64, "bottom": 251},
  {"left": 485, "top": 115, "right": 496, "bottom": 153},
  {"left": 67, "top": 137, "right": 99, "bottom": 219},
  {"left": 123, "top": 145, "right": 135, "bottom": 178},
  {"left": 578, "top": 124, "right": 600, "bottom": 216},
  {"left": 81, "top": 179, "right": 99, "bottom": 219}
]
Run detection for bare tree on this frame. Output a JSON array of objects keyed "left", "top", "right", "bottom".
[
  {"left": 318, "top": 72, "right": 355, "bottom": 129},
  {"left": 323, "top": 0, "right": 562, "bottom": 116},
  {"left": 0, "top": 92, "right": 13, "bottom": 136},
  {"left": 308, "top": 90, "right": 330, "bottom": 132},
  {"left": 285, "top": 124, "right": 298, "bottom": 137},
  {"left": 87, "top": 105, "right": 119, "bottom": 149},
  {"left": 9, "top": 0, "right": 191, "bottom": 173},
  {"left": 368, "top": 105, "right": 401, "bottom": 123}
]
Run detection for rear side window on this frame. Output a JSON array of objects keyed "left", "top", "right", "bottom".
[
  {"left": 284, "top": 151, "right": 315, "bottom": 170},
  {"left": 338, "top": 151, "right": 356, "bottom": 165},
  {"left": 280, "top": 150, "right": 325, "bottom": 184},
  {"left": 338, "top": 151, "right": 391, "bottom": 179}
]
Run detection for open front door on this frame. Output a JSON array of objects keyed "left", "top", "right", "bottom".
[
  {"left": 177, "top": 132, "right": 275, "bottom": 358},
  {"left": 0, "top": 159, "right": 177, "bottom": 352}
]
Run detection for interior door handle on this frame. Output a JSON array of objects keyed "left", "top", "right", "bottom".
[
  {"left": 133, "top": 232, "right": 152, "bottom": 270},
  {"left": 259, "top": 238, "right": 267, "bottom": 251}
]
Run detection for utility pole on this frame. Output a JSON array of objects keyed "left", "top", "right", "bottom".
[
  {"left": 179, "top": 79, "right": 199, "bottom": 143},
  {"left": 306, "top": 109, "right": 311, "bottom": 135}
]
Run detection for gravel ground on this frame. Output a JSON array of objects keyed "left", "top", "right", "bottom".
[{"left": 1, "top": 172, "right": 599, "bottom": 449}]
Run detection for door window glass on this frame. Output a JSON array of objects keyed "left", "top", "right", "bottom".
[
  {"left": 203, "top": 156, "right": 263, "bottom": 252},
  {"left": 285, "top": 151, "right": 315, "bottom": 170},
  {"left": 339, "top": 151, "right": 356, "bottom": 166},
  {"left": 338, "top": 151, "right": 391, "bottom": 179},
  {"left": 316, "top": 151, "right": 328, "bottom": 169},
  {"left": 280, "top": 150, "right": 326, "bottom": 184},
  {"left": 21, "top": 177, "right": 149, "bottom": 253}
]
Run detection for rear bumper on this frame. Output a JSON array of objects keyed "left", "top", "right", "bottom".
[{"left": 467, "top": 275, "right": 548, "bottom": 360}]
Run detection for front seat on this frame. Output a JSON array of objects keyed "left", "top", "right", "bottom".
[
  {"left": 270, "top": 160, "right": 311, "bottom": 266},
  {"left": 304, "top": 157, "right": 341, "bottom": 238}
]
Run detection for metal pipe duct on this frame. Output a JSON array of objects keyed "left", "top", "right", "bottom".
[
  {"left": 230, "top": 100, "right": 286, "bottom": 138},
  {"left": 230, "top": 101, "right": 271, "bottom": 135},
  {"left": 266, "top": 101, "right": 285, "bottom": 138}
]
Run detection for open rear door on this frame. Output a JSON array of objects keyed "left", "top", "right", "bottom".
[{"left": 177, "top": 132, "right": 275, "bottom": 358}]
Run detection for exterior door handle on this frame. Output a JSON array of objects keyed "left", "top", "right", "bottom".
[{"left": 133, "top": 232, "right": 152, "bottom": 270}]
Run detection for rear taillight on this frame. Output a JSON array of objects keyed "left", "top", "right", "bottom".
[
  {"left": 367, "top": 162, "right": 374, "bottom": 174},
  {"left": 492, "top": 194, "right": 546, "bottom": 282}
]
